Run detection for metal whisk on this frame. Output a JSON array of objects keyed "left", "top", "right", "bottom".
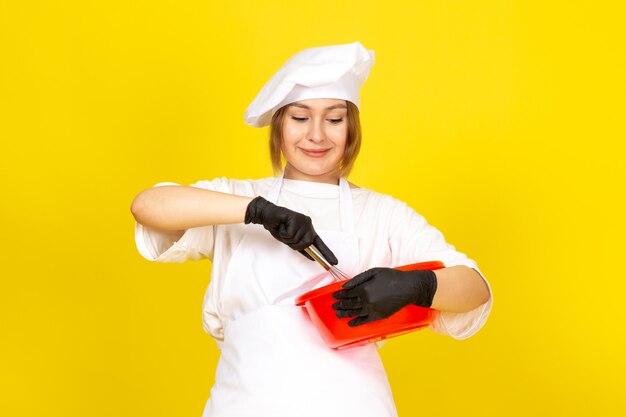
[{"left": 304, "top": 245, "right": 352, "bottom": 282}]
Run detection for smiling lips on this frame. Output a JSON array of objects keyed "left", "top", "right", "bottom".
[{"left": 300, "top": 148, "right": 331, "bottom": 158}]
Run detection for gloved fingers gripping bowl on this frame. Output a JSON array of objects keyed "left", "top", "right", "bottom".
[
  {"left": 295, "top": 261, "right": 444, "bottom": 349},
  {"left": 332, "top": 267, "right": 437, "bottom": 326}
]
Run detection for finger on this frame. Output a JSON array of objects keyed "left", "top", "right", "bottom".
[
  {"left": 289, "top": 226, "right": 315, "bottom": 251},
  {"left": 278, "top": 222, "right": 298, "bottom": 244},
  {"left": 342, "top": 268, "right": 379, "bottom": 290},
  {"left": 335, "top": 308, "right": 364, "bottom": 318},
  {"left": 278, "top": 213, "right": 312, "bottom": 242},
  {"left": 298, "top": 249, "right": 315, "bottom": 262},
  {"left": 332, "top": 298, "right": 363, "bottom": 310},
  {"left": 281, "top": 224, "right": 315, "bottom": 251},
  {"left": 332, "top": 289, "right": 359, "bottom": 300},
  {"left": 348, "top": 315, "right": 373, "bottom": 327},
  {"left": 313, "top": 236, "right": 338, "bottom": 265}
]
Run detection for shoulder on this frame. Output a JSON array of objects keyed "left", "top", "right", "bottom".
[
  {"left": 352, "top": 186, "right": 411, "bottom": 213},
  {"left": 352, "top": 186, "right": 429, "bottom": 233}
]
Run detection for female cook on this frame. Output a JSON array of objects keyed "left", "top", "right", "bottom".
[{"left": 131, "top": 42, "right": 492, "bottom": 417}]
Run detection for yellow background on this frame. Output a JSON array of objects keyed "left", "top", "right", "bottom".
[{"left": 1, "top": 1, "right": 624, "bottom": 416}]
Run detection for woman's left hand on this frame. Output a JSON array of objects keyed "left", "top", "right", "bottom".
[{"left": 332, "top": 268, "right": 437, "bottom": 326}]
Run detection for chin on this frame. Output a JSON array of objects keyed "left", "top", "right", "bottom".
[
  {"left": 287, "top": 164, "right": 340, "bottom": 180},
  {"left": 304, "top": 166, "right": 339, "bottom": 177}
]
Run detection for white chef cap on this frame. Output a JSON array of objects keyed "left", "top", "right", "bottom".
[{"left": 244, "top": 42, "right": 375, "bottom": 128}]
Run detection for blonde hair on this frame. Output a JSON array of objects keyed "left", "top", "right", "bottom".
[{"left": 268, "top": 101, "right": 362, "bottom": 177}]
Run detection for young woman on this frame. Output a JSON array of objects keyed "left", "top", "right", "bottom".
[{"left": 131, "top": 42, "right": 492, "bottom": 417}]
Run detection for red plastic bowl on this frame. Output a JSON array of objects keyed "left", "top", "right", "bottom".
[{"left": 295, "top": 261, "right": 445, "bottom": 349}]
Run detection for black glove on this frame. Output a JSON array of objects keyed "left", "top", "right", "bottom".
[
  {"left": 245, "top": 196, "right": 338, "bottom": 265},
  {"left": 332, "top": 268, "right": 437, "bottom": 326}
]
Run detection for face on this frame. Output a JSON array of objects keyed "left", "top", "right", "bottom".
[{"left": 281, "top": 98, "right": 348, "bottom": 184}]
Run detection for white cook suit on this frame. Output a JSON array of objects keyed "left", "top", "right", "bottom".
[{"left": 135, "top": 174, "right": 493, "bottom": 416}]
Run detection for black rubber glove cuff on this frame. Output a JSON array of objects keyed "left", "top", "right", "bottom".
[
  {"left": 410, "top": 269, "right": 438, "bottom": 308},
  {"left": 244, "top": 196, "right": 271, "bottom": 225}
]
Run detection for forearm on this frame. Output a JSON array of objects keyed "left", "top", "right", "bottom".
[
  {"left": 130, "top": 186, "right": 253, "bottom": 231},
  {"left": 430, "top": 265, "right": 490, "bottom": 313}
]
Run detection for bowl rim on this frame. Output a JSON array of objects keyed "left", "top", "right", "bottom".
[{"left": 295, "top": 260, "right": 445, "bottom": 306}]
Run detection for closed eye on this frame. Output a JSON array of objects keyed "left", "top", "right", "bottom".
[{"left": 290, "top": 116, "right": 344, "bottom": 124}]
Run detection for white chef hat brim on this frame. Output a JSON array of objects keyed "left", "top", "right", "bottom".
[{"left": 244, "top": 42, "right": 375, "bottom": 128}]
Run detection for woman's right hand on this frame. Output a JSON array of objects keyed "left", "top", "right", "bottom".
[{"left": 245, "top": 196, "right": 338, "bottom": 265}]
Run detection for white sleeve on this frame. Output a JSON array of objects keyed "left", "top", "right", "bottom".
[
  {"left": 134, "top": 178, "right": 229, "bottom": 263},
  {"left": 388, "top": 201, "right": 493, "bottom": 340}
]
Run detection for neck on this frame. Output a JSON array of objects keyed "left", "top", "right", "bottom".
[{"left": 283, "top": 165, "right": 341, "bottom": 185}]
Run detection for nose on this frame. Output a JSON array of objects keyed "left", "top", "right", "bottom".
[{"left": 307, "top": 119, "right": 326, "bottom": 143}]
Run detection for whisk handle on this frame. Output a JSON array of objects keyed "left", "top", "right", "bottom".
[{"left": 304, "top": 245, "right": 332, "bottom": 271}]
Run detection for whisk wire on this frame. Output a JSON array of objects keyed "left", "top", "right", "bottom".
[{"left": 304, "top": 245, "right": 351, "bottom": 282}]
